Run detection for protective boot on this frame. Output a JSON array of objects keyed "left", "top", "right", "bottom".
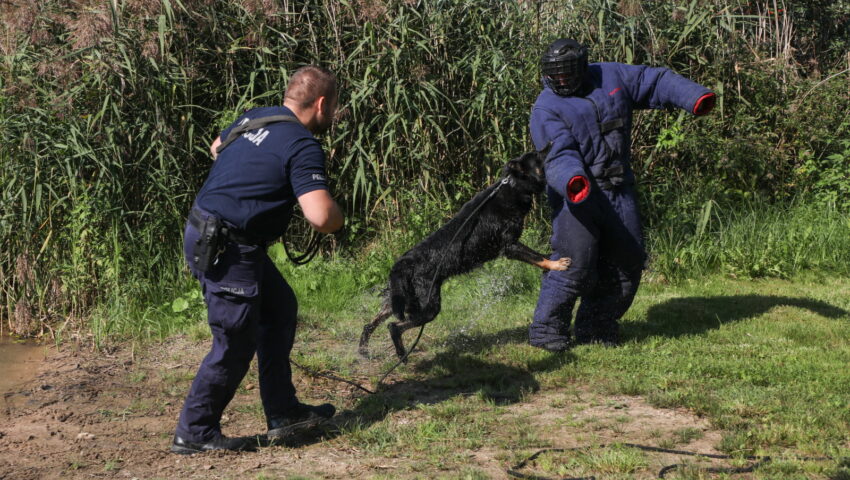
[
  {"left": 574, "top": 262, "right": 640, "bottom": 347},
  {"left": 529, "top": 269, "right": 580, "bottom": 351},
  {"left": 266, "top": 402, "right": 336, "bottom": 441}
]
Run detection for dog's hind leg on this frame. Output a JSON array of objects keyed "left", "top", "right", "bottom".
[
  {"left": 359, "top": 299, "right": 393, "bottom": 358},
  {"left": 388, "top": 293, "right": 441, "bottom": 361},
  {"left": 504, "top": 242, "right": 571, "bottom": 271},
  {"left": 387, "top": 322, "right": 409, "bottom": 360}
]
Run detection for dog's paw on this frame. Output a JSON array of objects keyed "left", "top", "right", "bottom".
[
  {"left": 548, "top": 257, "right": 571, "bottom": 271},
  {"left": 388, "top": 323, "right": 407, "bottom": 360},
  {"left": 357, "top": 346, "right": 371, "bottom": 359}
]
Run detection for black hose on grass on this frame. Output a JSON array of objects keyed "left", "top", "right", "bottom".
[{"left": 506, "top": 443, "right": 838, "bottom": 479}]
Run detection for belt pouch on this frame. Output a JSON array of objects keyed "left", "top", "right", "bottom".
[{"left": 193, "top": 214, "right": 222, "bottom": 273}]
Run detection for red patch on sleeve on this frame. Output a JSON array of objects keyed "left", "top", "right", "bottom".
[
  {"left": 693, "top": 93, "right": 716, "bottom": 115},
  {"left": 567, "top": 176, "right": 590, "bottom": 203},
  {"left": 609, "top": 87, "right": 621, "bottom": 96}
]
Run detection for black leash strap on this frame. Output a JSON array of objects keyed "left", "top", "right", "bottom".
[
  {"left": 282, "top": 225, "right": 322, "bottom": 265},
  {"left": 424, "top": 177, "right": 511, "bottom": 303},
  {"left": 215, "top": 114, "right": 300, "bottom": 154},
  {"left": 375, "top": 324, "right": 425, "bottom": 386},
  {"left": 291, "top": 359, "right": 376, "bottom": 395},
  {"left": 507, "top": 443, "right": 835, "bottom": 480}
]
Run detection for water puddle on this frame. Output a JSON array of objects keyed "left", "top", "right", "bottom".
[{"left": 0, "top": 335, "right": 51, "bottom": 399}]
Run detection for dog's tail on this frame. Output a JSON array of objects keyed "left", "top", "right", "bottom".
[{"left": 388, "top": 260, "right": 415, "bottom": 321}]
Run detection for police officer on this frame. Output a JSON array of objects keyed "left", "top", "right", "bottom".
[
  {"left": 171, "top": 65, "right": 344, "bottom": 454},
  {"left": 528, "top": 39, "right": 715, "bottom": 351}
]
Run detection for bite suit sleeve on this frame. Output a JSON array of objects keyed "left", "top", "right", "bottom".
[
  {"left": 530, "top": 106, "right": 590, "bottom": 203},
  {"left": 615, "top": 63, "right": 715, "bottom": 115}
]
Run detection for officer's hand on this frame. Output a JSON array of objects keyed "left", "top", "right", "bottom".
[
  {"left": 693, "top": 93, "right": 716, "bottom": 116},
  {"left": 567, "top": 175, "right": 590, "bottom": 203}
]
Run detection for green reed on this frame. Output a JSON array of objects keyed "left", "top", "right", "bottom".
[{"left": 0, "top": 0, "right": 848, "bottom": 337}]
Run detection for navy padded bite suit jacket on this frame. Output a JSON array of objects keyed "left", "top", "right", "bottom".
[{"left": 528, "top": 62, "right": 713, "bottom": 346}]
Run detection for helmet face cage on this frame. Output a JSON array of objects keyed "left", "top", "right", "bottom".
[{"left": 541, "top": 39, "right": 588, "bottom": 96}]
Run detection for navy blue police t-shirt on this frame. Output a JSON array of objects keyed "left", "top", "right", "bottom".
[{"left": 194, "top": 106, "right": 329, "bottom": 241}]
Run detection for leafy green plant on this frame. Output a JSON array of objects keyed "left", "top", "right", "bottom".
[
  {"left": 169, "top": 288, "right": 205, "bottom": 325},
  {"left": 798, "top": 136, "right": 850, "bottom": 210}
]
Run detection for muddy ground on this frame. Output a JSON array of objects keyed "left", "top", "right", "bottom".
[{"left": 0, "top": 336, "right": 731, "bottom": 479}]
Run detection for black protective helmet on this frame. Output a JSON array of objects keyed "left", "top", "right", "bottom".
[{"left": 541, "top": 38, "right": 588, "bottom": 96}]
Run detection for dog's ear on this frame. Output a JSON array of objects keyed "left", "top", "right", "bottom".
[
  {"left": 538, "top": 141, "right": 553, "bottom": 160},
  {"left": 505, "top": 156, "right": 526, "bottom": 175}
]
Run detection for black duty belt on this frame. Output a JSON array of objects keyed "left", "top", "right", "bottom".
[{"left": 188, "top": 209, "right": 265, "bottom": 246}]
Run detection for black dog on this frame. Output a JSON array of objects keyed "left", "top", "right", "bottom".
[{"left": 358, "top": 145, "right": 570, "bottom": 359}]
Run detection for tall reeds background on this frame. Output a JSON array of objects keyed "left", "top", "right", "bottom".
[{"left": 1, "top": 0, "right": 848, "bottom": 337}]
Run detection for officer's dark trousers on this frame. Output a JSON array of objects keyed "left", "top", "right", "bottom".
[
  {"left": 176, "top": 219, "right": 299, "bottom": 442},
  {"left": 529, "top": 184, "right": 646, "bottom": 346}
]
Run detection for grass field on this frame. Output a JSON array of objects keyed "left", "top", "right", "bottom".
[
  {"left": 151, "top": 252, "right": 850, "bottom": 479},
  {"left": 58, "top": 194, "right": 850, "bottom": 478}
]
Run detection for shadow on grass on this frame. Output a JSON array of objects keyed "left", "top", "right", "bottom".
[
  {"left": 280, "top": 296, "right": 846, "bottom": 447},
  {"left": 290, "top": 327, "right": 576, "bottom": 446},
  {"left": 427, "top": 325, "right": 578, "bottom": 373},
  {"left": 630, "top": 295, "right": 848, "bottom": 341}
]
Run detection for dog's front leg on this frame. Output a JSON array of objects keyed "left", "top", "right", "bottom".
[{"left": 504, "top": 242, "right": 571, "bottom": 271}]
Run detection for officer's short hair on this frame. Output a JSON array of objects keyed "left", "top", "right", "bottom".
[{"left": 285, "top": 65, "right": 337, "bottom": 109}]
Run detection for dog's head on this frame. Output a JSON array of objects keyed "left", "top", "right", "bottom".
[{"left": 503, "top": 143, "right": 551, "bottom": 193}]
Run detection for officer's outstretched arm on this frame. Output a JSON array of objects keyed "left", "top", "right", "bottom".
[{"left": 298, "top": 190, "right": 344, "bottom": 233}]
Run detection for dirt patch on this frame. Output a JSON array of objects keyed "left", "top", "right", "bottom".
[
  {"left": 504, "top": 390, "right": 735, "bottom": 479},
  {"left": 523, "top": 390, "right": 723, "bottom": 451},
  {"left": 0, "top": 337, "right": 731, "bottom": 479}
]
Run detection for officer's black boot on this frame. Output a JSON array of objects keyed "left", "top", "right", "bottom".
[
  {"left": 266, "top": 402, "right": 336, "bottom": 441},
  {"left": 171, "top": 433, "right": 256, "bottom": 454}
]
